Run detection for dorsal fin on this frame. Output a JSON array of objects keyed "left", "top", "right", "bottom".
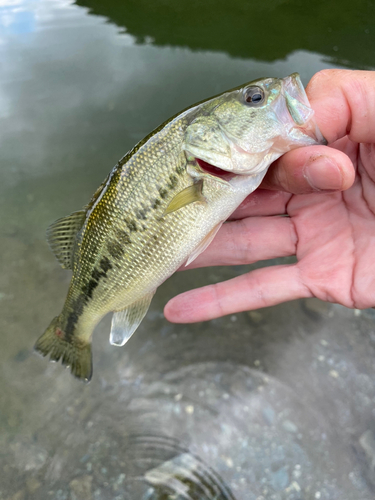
[
  {"left": 85, "top": 172, "right": 111, "bottom": 212},
  {"left": 46, "top": 210, "right": 87, "bottom": 269}
]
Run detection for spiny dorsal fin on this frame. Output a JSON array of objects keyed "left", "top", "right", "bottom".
[
  {"left": 85, "top": 172, "right": 111, "bottom": 212},
  {"left": 46, "top": 210, "right": 87, "bottom": 269},
  {"left": 110, "top": 290, "right": 156, "bottom": 346},
  {"left": 164, "top": 180, "right": 206, "bottom": 216}
]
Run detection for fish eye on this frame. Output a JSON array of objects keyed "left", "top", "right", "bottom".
[{"left": 244, "top": 86, "right": 265, "bottom": 106}]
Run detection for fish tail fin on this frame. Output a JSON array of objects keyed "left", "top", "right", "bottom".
[{"left": 34, "top": 316, "right": 93, "bottom": 382}]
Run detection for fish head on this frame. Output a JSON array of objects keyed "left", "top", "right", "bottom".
[{"left": 184, "top": 73, "right": 326, "bottom": 175}]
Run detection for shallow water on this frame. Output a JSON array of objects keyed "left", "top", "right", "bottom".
[{"left": 1, "top": 1, "right": 375, "bottom": 499}]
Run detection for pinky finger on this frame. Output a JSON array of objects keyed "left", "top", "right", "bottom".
[{"left": 164, "top": 264, "right": 312, "bottom": 323}]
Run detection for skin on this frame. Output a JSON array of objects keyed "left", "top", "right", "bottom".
[{"left": 164, "top": 69, "right": 375, "bottom": 322}]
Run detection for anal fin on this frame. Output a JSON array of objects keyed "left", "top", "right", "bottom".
[
  {"left": 185, "top": 221, "right": 223, "bottom": 267},
  {"left": 110, "top": 290, "right": 156, "bottom": 347}
]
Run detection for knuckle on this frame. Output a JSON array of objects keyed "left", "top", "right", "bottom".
[
  {"left": 273, "top": 162, "right": 298, "bottom": 193},
  {"left": 211, "top": 283, "right": 225, "bottom": 317},
  {"left": 307, "top": 69, "right": 349, "bottom": 96}
]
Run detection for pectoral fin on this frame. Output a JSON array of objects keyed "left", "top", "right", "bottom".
[
  {"left": 46, "top": 210, "right": 87, "bottom": 269},
  {"left": 164, "top": 180, "right": 206, "bottom": 216},
  {"left": 185, "top": 221, "right": 223, "bottom": 267},
  {"left": 110, "top": 290, "right": 156, "bottom": 346}
]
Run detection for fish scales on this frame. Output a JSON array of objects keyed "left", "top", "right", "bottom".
[
  {"left": 68, "top": 119, "right": 192, "bottom": 322},
  {"left": 35, "top": 73, "right": 325, "bottom": 380}
]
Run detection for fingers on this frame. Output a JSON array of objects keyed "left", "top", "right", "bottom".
[
  {"left": 260, "top": 144, "right": 355, "bottom": 194},
  {"left": 186, "top": 216, "right": 297, "bottom": 269},
  {"left": 307, "top": 69, "right": 375, "bottom": 144},
  {"left": 258, "top": 69, "right": 375, "bottom": 195},
  {"left": 235, "top": 143, "right": 355, "bottom": 217},
  {"left": 164, "top": 264, "right": 312, "bottom": 323},
  {"left": 229, "top": 189, "right": 292, "bottom": 219}
]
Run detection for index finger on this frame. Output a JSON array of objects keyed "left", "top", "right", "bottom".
[
  {"left": 307, "top": 69, "right": 375, "bottom": 144},
  {"left": 256, "top": 69, "right": 368, "bottom": 196}
]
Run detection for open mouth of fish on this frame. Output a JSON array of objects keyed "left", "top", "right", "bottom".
[{"left": 195, "top": 157, "right": 236, "bottom": 180}]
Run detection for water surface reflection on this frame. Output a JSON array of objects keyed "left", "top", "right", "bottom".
[{"left": 1, "top": 1, "right": 375, "bottom": 499}]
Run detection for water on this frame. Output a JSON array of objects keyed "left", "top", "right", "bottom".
[{"left": 1, "top": 0, "right": 375, "bottom": 498}]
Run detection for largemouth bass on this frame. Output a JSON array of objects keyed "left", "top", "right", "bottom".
[{"left": 35, "top": 73, "right": 325, "bottom": 381}]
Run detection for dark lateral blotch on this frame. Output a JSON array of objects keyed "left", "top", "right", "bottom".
[
  {"left": 116, "top": 229, "right": 131, "bottom": 245},
  {"left": 65, "top": 295, "right": 86, "bottom": 339},
  {"left": 168, "top": 174, "right": 178, "bottom": 189},
  {"left": 92, "top": 268, "right": 104, "bottom": 281},
  {"left": 153, "top": 198, "right": 161, "bottom": 209},
  {"left": 135, "top": 208, "right": 148, "bottom": 220},
  {"left": 85, "top": 279, "right": 99, "bottom": 299},
  {"left": 100, "top": 256, "right": 113, "bottom": 273},
  {"left": 125, "top": 218, "right": 138, "bottom": 232},
  {"left": 107, "top": 240, "right": 125, "bottom": 260}
]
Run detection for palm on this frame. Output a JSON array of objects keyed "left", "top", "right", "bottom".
[{"left": 292, "top": 140, "right": 375, "bottom": 309}]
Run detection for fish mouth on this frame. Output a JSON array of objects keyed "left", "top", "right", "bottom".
[
  {"left": 195, "top": 157, "right": 236, "bottom": 180},
  {"left": 281, "top": 73, "right": 327, "bottom": 145}
]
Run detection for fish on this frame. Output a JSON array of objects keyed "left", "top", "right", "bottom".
[{"left": 35, "top": 73, "right": 325, "bottom": 381}]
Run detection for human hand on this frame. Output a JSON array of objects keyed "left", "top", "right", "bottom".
[{"left": 164, "top": 69, "right": 375, "bottom": 322}]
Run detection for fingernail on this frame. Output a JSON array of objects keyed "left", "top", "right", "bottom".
[{"left": 304, "top": 156, "right": 343, "bottom": 191}]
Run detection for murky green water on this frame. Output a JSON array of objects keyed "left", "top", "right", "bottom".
[{"left": 1, "top": 1, "right": 375, "bottom": 499}]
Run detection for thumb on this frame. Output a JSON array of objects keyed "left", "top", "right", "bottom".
[{"left": 260, "top": 143, "right": 355, "bottom": 194}]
